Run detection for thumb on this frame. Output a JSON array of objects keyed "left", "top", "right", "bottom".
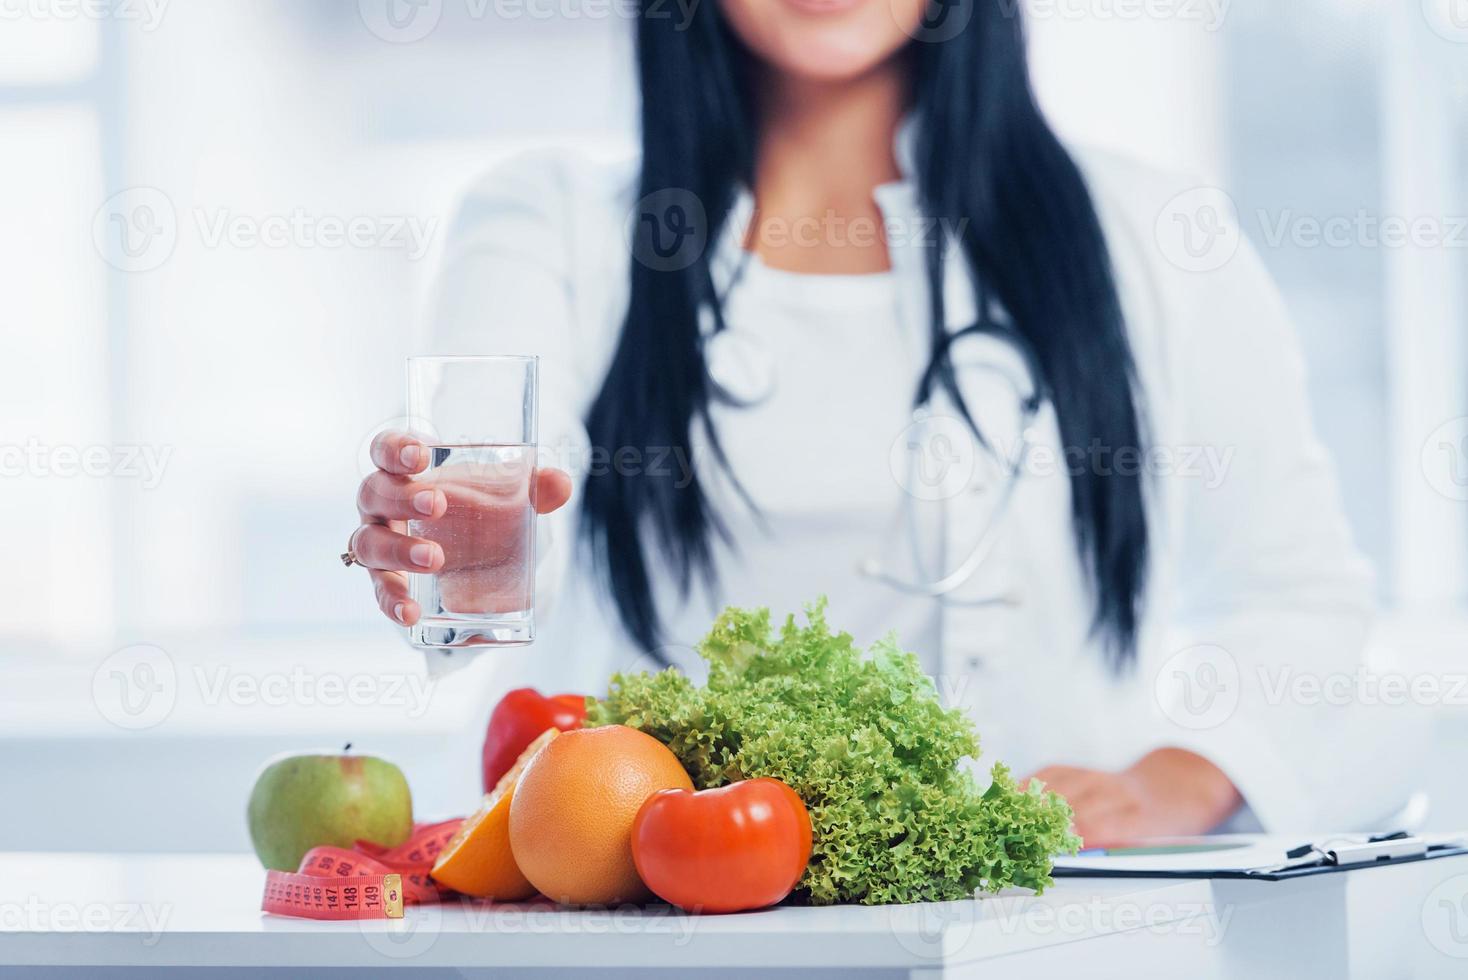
[{"left": 533, "top": 468, "right": 574, "bottom": 514}]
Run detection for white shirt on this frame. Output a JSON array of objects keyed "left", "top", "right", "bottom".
[{"left": 426, "top": 136, "right": 1414, "bottom": 834}]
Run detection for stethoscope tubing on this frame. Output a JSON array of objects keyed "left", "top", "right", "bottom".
[{"left": 859, "top": 403, "right": 1038, "bottom": 605}]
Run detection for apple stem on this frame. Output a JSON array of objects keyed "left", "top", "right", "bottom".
[{"left": 343, "top": 743, "right": 352, "bottom": 753}]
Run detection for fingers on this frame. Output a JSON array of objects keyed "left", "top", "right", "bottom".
[
  {"left": 352, "top": 524, "right": 444, "bottom": 573},
  {"left": 1026, "top": 766, "right": 1103, "bottom": 845},
  {"left": 370, "top": 569, "right": 420, "bottom": 626},
  {"left": 357, "top": 454, "right": 570, "bottom": 630},
  {"left": 362, "top": 460, "right": 570, "bottom": 520},
  {"left": 533, "top": 468, "right": 574, "bottom": 515},
  {"left": 370, "top": 431, "right": 430, "bottom": 476},
  {"left": 1027, "top": 766, "right": 1148, "bottom": 848},
  {"left": 358, "top": 471, "right": 448, "bottom": 522},
  {"left": 1026, "top": 767, "right": 1067, "bottom": 789},
  {"left": 1070, "top": 797, "right": 1142, "bottom": 849},
  {"left": 1026, "top": 766, "right": 1094, "bottom": 799}
]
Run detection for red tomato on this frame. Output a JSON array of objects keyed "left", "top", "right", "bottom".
[
  {"left": 481, "top": 688, "right": 587, "bottom": 791},
  {"left": 631, "top": 777, "right": 812, "bottom": 914}
]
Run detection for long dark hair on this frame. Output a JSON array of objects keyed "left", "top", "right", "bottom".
[{"left": 581, "top": 2, "right": 1148, "bottom": 668}]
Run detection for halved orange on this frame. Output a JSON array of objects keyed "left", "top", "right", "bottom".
[{"left": 430, "top": 728, "right": 559, "bottom": 900}]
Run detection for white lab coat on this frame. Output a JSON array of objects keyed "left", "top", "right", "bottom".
[{"left": 426, "top": 131, "right": 1412, "bottom": 833}]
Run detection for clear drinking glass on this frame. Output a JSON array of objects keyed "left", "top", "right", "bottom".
[{"left": 406, "top": 355, "right": 538, "bottom": 648}]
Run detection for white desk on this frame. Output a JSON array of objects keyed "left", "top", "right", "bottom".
[{"left": 1, "top": 852, "right": 1465, "bottom": 978}]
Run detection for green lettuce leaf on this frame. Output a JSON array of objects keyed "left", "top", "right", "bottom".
[{"left": 587, "top": 599, "right": 1079, "bottom": 905}]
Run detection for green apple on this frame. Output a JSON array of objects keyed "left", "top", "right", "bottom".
[{"left": 247, "top": 751, "right": 413, "bottom": 871}]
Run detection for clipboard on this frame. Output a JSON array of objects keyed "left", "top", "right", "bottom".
[{"left": 1051, "top": 832, "right": 1468, "bottom": 881}]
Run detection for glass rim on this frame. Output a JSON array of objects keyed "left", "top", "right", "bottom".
[{"left": 407, "top": 354, "right": 539, "bottom": 364}]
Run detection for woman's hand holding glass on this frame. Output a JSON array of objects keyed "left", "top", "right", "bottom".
[{"left": 353, "top": 429, "right": 573, "bottom": 627}]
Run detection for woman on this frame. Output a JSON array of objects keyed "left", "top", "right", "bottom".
[{"left": 350, "top": 0, "right": 1404, "bottom": 843}]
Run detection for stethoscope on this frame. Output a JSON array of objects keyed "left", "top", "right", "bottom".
[
  {"left": 705, "top": 309, "right": 1047, "bottom": 603},
  {"left": 860, "top": 323, "right": 1045, "bottom": 604}
]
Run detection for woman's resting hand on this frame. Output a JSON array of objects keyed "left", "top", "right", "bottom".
[{"left": 1027, "top": 748, "right": 1243, "bottom": 848}]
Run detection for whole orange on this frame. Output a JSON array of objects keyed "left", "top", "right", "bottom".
[{"left": 508, "top": 725, "right": 693, "bottom": 905}]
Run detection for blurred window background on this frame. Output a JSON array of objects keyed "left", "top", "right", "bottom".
[{"left": 2, "top": 0, "right": 1466, "bottom": 849}]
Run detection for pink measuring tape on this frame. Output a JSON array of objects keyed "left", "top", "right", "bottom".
[{"left": 261, "top": 818, "right": 464, "bottom": 920}]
